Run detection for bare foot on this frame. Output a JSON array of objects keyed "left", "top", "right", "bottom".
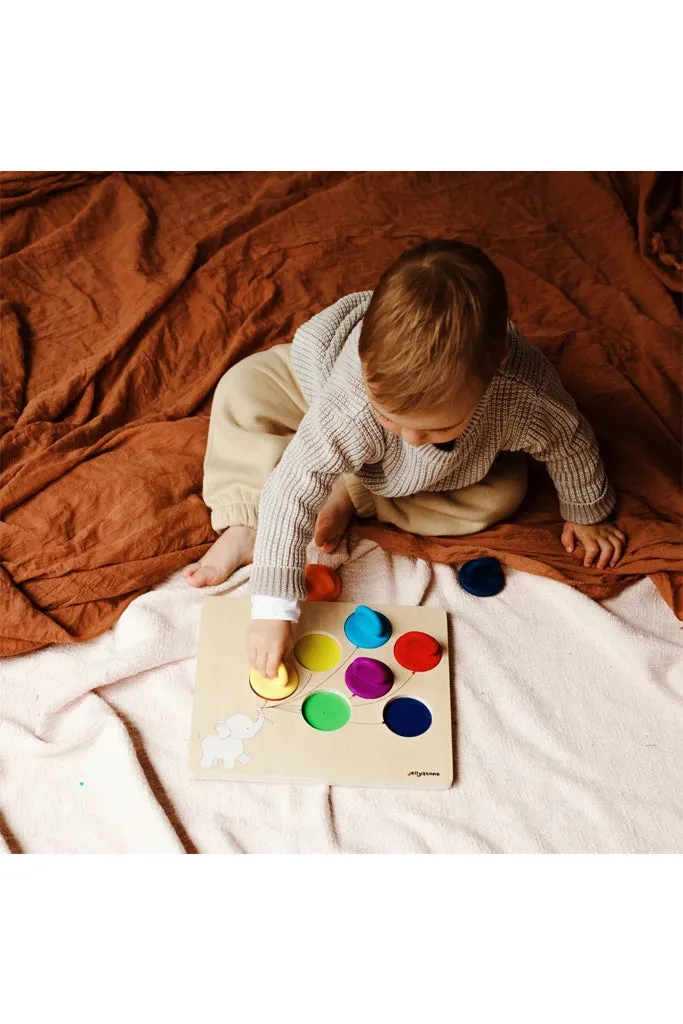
[
  {"left": 184, "top": 525, "right": 256, "bottom": 588},
  {"left": 314, "top": 477, "right": 354, "bottom": 554}
]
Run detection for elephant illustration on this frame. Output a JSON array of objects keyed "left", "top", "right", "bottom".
[{"left": 200, "top": 709, "right": 265, "bottom": 769}]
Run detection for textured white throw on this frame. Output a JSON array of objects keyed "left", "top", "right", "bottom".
[{"left": 0, "top": 539, "right": 681, "bottom": 853}]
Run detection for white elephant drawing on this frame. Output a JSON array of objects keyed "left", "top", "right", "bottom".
[{"left": 200, "top": 709, "right": 265, "bottom": 769}]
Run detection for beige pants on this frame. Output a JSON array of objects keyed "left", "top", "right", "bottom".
[{"left": 203, "top": 345, "right": 527, "bottom": 536}]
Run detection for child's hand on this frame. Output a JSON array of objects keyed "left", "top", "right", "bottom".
[
  {"left": 247, "top": 619, "right": 294, "bottom": 678},
  {"left": 561, "top": 520, "right": 627, "bottom": 569}
]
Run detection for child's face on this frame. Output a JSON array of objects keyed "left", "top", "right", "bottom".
[{"left": 368, "top": 377, "right": 488, "bottom": 447}]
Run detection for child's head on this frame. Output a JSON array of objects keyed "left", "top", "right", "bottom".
[{"left": 359, "top": 239, "right": 508, "bottom": 446}]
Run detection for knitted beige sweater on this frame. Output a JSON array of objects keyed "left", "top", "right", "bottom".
[{"left": 250, "top": 292, "right": 615, "bottom": 600}]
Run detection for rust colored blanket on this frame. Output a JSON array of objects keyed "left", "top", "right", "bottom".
[{"left": 1, "top": 172, "right": 681, "bottom": 656}]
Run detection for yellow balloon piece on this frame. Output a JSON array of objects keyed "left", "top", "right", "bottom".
[
  {"left": 249, "top": 662, "right": 299, "bottom": 701},
  {"left": 294, "top": 633, "right": 342, "bottom": 673}
]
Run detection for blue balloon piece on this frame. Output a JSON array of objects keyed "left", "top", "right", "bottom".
[
  {"left": 458, "top": 557, "right": 505, "bottom": 597},
  {"left": 383, "top": 697, "right": 432, "bottom": 738},
  {"left": 344, "top": 605, "right": 392, "bottom": 649}
]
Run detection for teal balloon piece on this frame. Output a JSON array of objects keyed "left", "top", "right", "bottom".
[{"left": 343, "top": 605, "right": 392, "bottom": 649}]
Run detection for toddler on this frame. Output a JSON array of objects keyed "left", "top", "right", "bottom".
[{"left": 185, "top": 240, "right": 625, "bottom": 676}]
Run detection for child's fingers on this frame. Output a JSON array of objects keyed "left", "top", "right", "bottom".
[
  {"left": 265, "top": 649, "right": 281, "bottom": 679},
  {"left": 583, "top": 540, "right": 600, "bottom": 567},
  {"left": 252, "top": 642, "right": 267, "bottom": 677},
  {"left": 609, "top": 534, "right": 625, "bottom": 567},
  {"left": 561, "top": 523, "right": 576, "bottom": 552},
  {"left": 596, "top": 538, "right": 613, "bottom": 570},
  {"left": 613, "top": 527, "right": 627, "bottom": 544}
]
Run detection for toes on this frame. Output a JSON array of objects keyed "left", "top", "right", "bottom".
[
  {"left": 314, "top": 523, "right": 334, "bottom": 548},
  {"left": 184, "top": 571, "right": 206, "bottom": 588},
  {"left": 200, "top": 566, "right": 221, "bottom": 586},
  {"left": 184, "top": 564, "right": 219, "bottom": 588},
  {"left": 314, "top": 509, "right": 346, "bottom": 551},
  {"left": 315, "top": 530, "right": 341, "bottom": 553},
  {"left": 314, "top": 509, "right": 332, "bottom": 532}
]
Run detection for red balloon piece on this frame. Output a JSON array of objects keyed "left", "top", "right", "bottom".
[
  {"left": 305, "top": 564, "right": 342, "bottom": 602},
  {"left": 394, "top": 631, "right": 442, "bottom": 672}
]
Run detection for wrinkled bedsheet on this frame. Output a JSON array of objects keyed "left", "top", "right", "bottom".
[{"left": 1, "top": 171, "right": 681, "bottom": 657}]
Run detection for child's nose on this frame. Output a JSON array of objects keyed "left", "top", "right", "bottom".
[{"left": 402, "top": 429, "right": 426, "bottom": 446}]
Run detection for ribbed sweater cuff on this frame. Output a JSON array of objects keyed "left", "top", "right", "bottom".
[
  {"left": 559, "top": 485, "right": 616, "bottom": 525},
  {"left": 249, "top": 564, "right": 308, "bottom": 601}
]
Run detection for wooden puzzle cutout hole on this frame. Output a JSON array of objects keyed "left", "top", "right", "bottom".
[
  {"left": 383, "top": 696, "right": 433, "bottom": 737},
  {"left": 294, "top": 632, "right": 342, "bottom": 672},
  {"left": 301, "top": 691, "right": 351, "bottom": 732}
]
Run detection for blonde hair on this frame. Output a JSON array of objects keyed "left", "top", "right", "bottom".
[{"left": 358, "top": 239, "right": 508, "bottom": 415}]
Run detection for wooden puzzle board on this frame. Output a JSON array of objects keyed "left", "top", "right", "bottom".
[{"left": 190, "top": 597, "right": 453, "bottom": 789}]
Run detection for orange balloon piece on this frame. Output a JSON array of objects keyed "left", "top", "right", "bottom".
[{"left": 305, "top": 564, "right": 342, "bottom": 602}]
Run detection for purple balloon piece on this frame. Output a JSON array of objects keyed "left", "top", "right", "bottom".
[{"left": 345, "top": 657, "right": 394, "bottom": 699}]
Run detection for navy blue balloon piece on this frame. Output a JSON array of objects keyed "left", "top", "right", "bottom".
[
  {"left": 383, "top": 697, "right": 432, "bottom": 738},
  {"left": 458, "top": 556, "right": 505, "bottom": 597}
]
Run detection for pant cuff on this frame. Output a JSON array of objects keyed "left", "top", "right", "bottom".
[{"left": 210, "top": 502, "right": 259, "bottom": 533}]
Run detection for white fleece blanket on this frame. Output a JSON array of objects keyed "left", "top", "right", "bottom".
[{"left": 1, "top": 538, "right": 681, "bottom": 854}]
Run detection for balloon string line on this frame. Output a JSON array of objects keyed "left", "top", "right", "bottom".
[
  {"left": 350, "top": 671, "right": 415, "bottom": 708},
  {"left": 304, "top": 647, "right": 358, "bottom": 696}
]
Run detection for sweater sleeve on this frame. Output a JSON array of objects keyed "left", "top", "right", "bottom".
[
  {"left": 524, "top": 366, "right": 616, "bottom": 525},
  {"left": 250, "top": 400, "right": 376, "bottom": 600}
]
